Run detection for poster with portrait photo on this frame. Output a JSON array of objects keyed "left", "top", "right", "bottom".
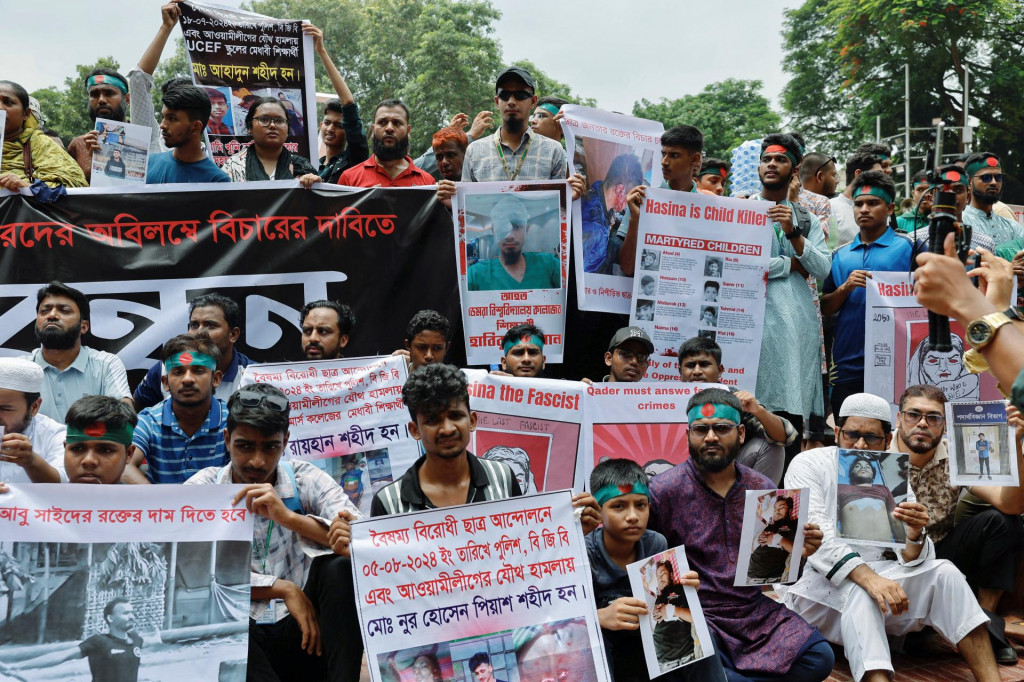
[
  {"left": 733, "top": 488, "right": 808, "bottom": 587},
  {"left": 560, "top": 105, "right": 664, "bottom": 315},
  {"left": 835, "top": 449, "right": 906, "bottom": 548},
  {"left": 454, "top": 181, "right": 570, "bottom": 366},
  {"left": 0, "top": 484, "right": 252, "bottom": 681},
  {"left": 946, "top": 401, "right": 1018, "bottom": 486},
  {"left": 865, "top": 271, "right": 1001, "bottom": 415},
  {"left": 90, "top": 118, "right": 150, "bottom": 187},
  {"left": 201, "top": 85, "right": 235, "bottom": 137},
  {"left": 628, "top": 188, "right": 771, "bottom": 392},
  {"left": 179, "top": 2, "right": 318, "bottom": 167},
  {"left": 627, "top": 546, "right": 713, "bottom": 678},
  {"left": 463, "top": 370, "right": 585, "bottom": 492}
]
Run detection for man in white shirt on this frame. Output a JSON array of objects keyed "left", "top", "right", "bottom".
[{"left": 0, "top": 357, "right": 64, "bottom": 483}]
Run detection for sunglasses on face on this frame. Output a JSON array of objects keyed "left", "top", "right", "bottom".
[
  {"left": 497, "top": 89, "right": 533, "bottom": 102},
  {"left": 236, "top": 391, "right": 289, "bottom": 411},
  {"left": 976, "top": 173, "right": 1003, "bottom": 184},
  {"left": 689, "top": 423, "right": 739, "bottom": 437}
]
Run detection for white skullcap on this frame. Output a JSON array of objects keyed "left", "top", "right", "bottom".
[
  {"left": 0, "top": 357, "right": 44, "bottom": 393},
  {"left": 839, "top": 393, "right": 891, "bottom": 423}
]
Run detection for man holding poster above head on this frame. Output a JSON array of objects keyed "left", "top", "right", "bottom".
[
  {"left": 467, "top": 194, "right": 561, "bottom": 291},
  {"left": 648, "top": 388, "right": 833, "bottom": 682},
  {"left": 752, "top": 133, "right": 831, "bottom": 447},
  {"left": 187, "top": 383, "right": 365, "bottom": 682},
  {"left": 783, "top": 392, "right": 1001, "bottom": 681}
]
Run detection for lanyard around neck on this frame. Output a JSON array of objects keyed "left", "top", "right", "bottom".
[{"left": 494, "top": 132, "right": 532, "bottom": 181}]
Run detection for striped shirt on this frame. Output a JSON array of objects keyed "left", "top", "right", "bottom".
[
  {"left": 461, "top": 128, "right": 566, "bottom": 182},
  {"left": 371, "top": 452, "right": 522, "bottom": 516},
  {"left": 186, "top": 460, "right": 360, "bottom": 622},
  {"left": 134, "top": 398, "right": 229, "bottom": 483}
]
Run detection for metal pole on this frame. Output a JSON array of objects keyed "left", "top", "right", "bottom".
[
  {"left": 904, "top": 63, "right": 912, "bottom": 198},
  {"left": 963, "top": 65, "right": 971, "bottom": 153},
  {"left": 876, "top": 115, "right": 881, "bottom": 143}
]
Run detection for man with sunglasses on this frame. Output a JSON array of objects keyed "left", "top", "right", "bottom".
[
  {"left": 187, "top": 383, "right": 364, "bottom": 682},
  {"left": 783, "top": 392, "right": 1000, "bottom": 682},
  {"left": 963, "top": 153, "right": 1023, "bottom": 246},
  {"left": 887, "top": 384, "right": 1024, "bottom": 665},
  {"left": 647, "top": 388, "right": 833, "bottom": 682}
]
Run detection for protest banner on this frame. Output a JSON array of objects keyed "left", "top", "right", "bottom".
[
  {"left": 1007, "top": 204, "right": 1024, "bottom": 227},
  {"left": 463, "top": 369, "right": 586, "bottom": 493},
  {"left": 0, "top": 484, "right": 252, "bottom": 680},
  {"left": 733, "top": 488, "right": 808, "bottom": 587},
  {"left": 349, "top": 491, "right": 610, "bottom": 682},
  {"left": 582, "top": 382, "right": 714, "bottom": 487},
  {"left": 627, "top": 546, "right": 713, "bottom": 678},
  {"left": 864, "top": 271, "right": 1000, "bottom": 411},
  {"left": 945, "top": 401, "right": 1019, "bottom": 486},
  {"left": 0, "top": 184, "right": 461, "bottom": 387},
  {"left": 179, "top": 2, "right": 318, "bottom": 167},
  {"left": 240, "top": 355, "right": 416, "bottom": 514},
  {"left": 455, "top": 181, "right": 570, "bottom": 366},
  {"left": 90, "top": 118, "right": 150, "bottom": 187},
  {"left": 628, "top": 188, "right": 770, "bottom": 391},
  {"left": 835, "top": 449, "right": 905, "bottom": 548},
  {"left": 560, "top": 105, "right": 665, "bottom": 314}
]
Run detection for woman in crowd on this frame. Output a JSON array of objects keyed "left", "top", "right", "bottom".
[
  {"left": 0, "top": 80, "right": 87, "bottom": 190},
  {"left": 221, "top": 96, "right": 319, "bottom": 186}
]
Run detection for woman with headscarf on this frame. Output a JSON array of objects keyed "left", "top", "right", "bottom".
[
  {"left": 1, "top": 80, "right": 87, "bottom": 190},
  {"left": 221, "top": 96, "right": 319, "bottom": 187}
]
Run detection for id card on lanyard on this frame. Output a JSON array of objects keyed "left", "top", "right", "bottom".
[{"left": 495, "top": 134, "right": 533, "bottom": 181}]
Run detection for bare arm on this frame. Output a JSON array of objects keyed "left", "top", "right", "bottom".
[
  {"left": 304, "top": 24, "right": 353, "bottom": 105},
  {"left": 139, "top": 2, "right": 182, "bottom": 75}
]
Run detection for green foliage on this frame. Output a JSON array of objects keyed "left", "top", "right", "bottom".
[
  {"left": 150, "top": 40, "right": 193, "bottom": 116},
  {"left": 781, "top": 0, "right": 1024, "bottom": 199},
  {"left": 30, "top": 56, "right": 121, "bottom": 146},
  {"left": 632, "top": 79, "right": 781, "bottom": 161}
]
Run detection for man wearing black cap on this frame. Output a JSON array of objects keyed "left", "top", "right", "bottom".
[
  {"left": 603, "top": 327, "right": 652, "bottom": 382},
  {"left": 962, "top": 152, "right": 1023, "bottom": 246},
  {"left": 454, "top": 66, "right": 566, "bottom": 184}
]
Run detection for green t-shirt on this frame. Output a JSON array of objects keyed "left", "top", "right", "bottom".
[
  {"left": 896, "top": 212, "right": 929, "bottom": 234},
  {"left": 467, "top": 252, "right": 561, "bottom": 291}
]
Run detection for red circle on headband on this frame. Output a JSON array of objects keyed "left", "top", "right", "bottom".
[
  {"left": 179, "top": 351, "right": 194, "bottom": 365},
  {"left": 987, "top": 157, "right": 999, "bottom": 167},
  {"left": 719, "top": 168, "right": 728, "bottom": 178},
  {"left": 701, "top": 403, "right": 716, "bottom": 417},
  {"left": 618, "top": 484, "right": 633, "bottom": 494},
  {"left": 84, "top": 422, "right": 107, "bottom": 437},
  {"left": 945, "top": 171, "right": 962, "bottom": 182},
  {"left": 861, "top": 185, "right": 872, "bottom": 192}
]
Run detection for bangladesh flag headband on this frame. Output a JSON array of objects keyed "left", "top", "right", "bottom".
[
  {"left": 853, "top": 184, "right": 895, "bottom": 204},
  {"left": 594, "top": 481, "right": 650, "bottom": 507},
  {"left": 965, "top": 155, "right": 1000, "bottom": 179},
  {"left": 686, "top": 402, "right": 741, "bottom": 424},
  {"left": 164, "top": 350, "right": 217, "bottom": 372},
  {"left": 66, "top": 421, "right": 134, "bottom": 446},
  {"left": 699, "top": 167, "right": 728, "bottom": 179},
  {"left": 762, "top": 144, "right": 798, "bottom": 166}
]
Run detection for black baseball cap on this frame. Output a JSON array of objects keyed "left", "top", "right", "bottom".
[
  {"left": 608, "top": 327, "right": 654, "bottom": 354},
  {"left": 495, "top": 66, "right": 536, "bottom": 93}
]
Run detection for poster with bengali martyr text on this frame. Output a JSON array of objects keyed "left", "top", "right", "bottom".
[
  {"left": 629, "top": 189, "right": 770, "bottom": 391},
  {"left": 455, "top": 181, "right": 570, "bottom": 366},
  {"left": 864, "top": 271, "right": 1000, "bottom": 416},
  {"left": 582, "top": 382, "right": 719, "bottom": 488},
  {"left": 179, "top": 1, "right": 318, "bottom": 167},
  {"left": 945, "top": 401, "right": 1018, "bottom": 486},
  {"left": 0, "top": 484, "right": 252, "bottom": 681},
  {"left": 350, "top": 491, "right": 610, "bottom": 682},
  {"left": 240, "top": 355, "right": 416, "bottom": 516},
  {"left": 463, "top": 369, "right": 586, "bottom": 493},
  {"left": 560, "top": 105, "right": 665, "bottom": 314}
]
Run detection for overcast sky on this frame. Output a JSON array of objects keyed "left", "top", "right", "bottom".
[{"left": 3, "top": 0, "right": 800, "bottom": 114}]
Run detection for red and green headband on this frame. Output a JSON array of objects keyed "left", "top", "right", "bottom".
[
  {"left": 164, "top": 350, "right": 217, "bottom": 373},
  {"left": 67, "top": 421, "right": 134, "bottom": 447},
  {"left": 853, "top": 184, "right": 895, "bottom": 204},
  {"left": 761, "top": 144, "right": 798, "bottom": 166},
  {"left": 86, "top": 74, "right": 128, "bottom": 95},
  {"left": 686, "top": 402, "right": 741, "bottom": 424},
  {"left": 594, "top": 480, "right": 650, "bottom": 507},
  {"left": 965, "top": 155, "right": 1000, "bottom": 179},
  {"left": 699, "top": 166, "right": 728, "bottom": 179}
]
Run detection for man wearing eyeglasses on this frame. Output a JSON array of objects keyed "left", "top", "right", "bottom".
[
  {"left": 783, "top": 391, "right": 1001, "bottom": 681},
  {"left": 187, "top": 383, "right": 365, "bottom": 682},
  {"left": 602, "top": 327, "right": 652, "bottom": 383},
  {"left": 647, "top": 388, "right": 833, "bottom": 682},
  {"left": 887, "top": 384, "right": 1024, "bottom": 665},
  {"left": 962, "top": 152, "right": 1023, "bottom": 246}
]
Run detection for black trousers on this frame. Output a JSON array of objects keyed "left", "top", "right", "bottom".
[
  {"left": 247, "top": 555, "right": 364, "bottom": 682},
  {"left": 935, "top": 507, "right": 1024, "bottom": 593}
]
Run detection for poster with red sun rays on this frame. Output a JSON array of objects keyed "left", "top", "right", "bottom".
[{"left": 583, "top": 382, "right": 721, "bottom": 486}]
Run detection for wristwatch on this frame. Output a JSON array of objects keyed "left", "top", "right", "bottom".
[
  {"left": 906, "top": 528, "right": 927, "bottom": 546},
  {"left": 966, "top": 311, "right": 1014, "bottom": 350}
]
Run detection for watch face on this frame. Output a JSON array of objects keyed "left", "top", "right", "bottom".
[{"left": 967, "top": 320, "right": 990, "bottom": 346}]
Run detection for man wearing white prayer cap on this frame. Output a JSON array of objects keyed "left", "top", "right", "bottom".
[
  {"left": 781, "top": 392, "right": 1000, "bottom": 682},
  {"left": 0, "top": 357, "right": 65, "bottom": 483}
]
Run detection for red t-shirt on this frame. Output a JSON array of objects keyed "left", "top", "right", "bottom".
[{"left": 337, "top": 156, "right": 434, "bottom": 187}]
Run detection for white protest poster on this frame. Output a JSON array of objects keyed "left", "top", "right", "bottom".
[
  {"left": 626, "top": 546, "right": 713, "bottom": 678},
  {"left": 733, "top": 488, "right": 808, "bottom": 587},
  {"left": 463, "top": 369, "right": 585, "bottom": 494},
  {"left": 835, "top": 449, "right": 906, "bottom": 548},
  {"left": 241, "top": 355, "right": 416, "bottom": 516},
  {"left": 0, "top": 484, "right": 253, "bottom": 681},
  {"left": 350, "top": 491, "right": 610, "bottom": 682},
  {"left": 582, "top": 382, "right": 715, "bottom": 488},
  {"left": 865, "top": 271, "right": 1000, "bottom": 410},
  {"left": 455, "top": 181, "right": 570, "bottom": 365},
  {"left": 629, "top": 188, "right": 770, "bottom": 391},
  {"left": 90, "top": 118, "right": 151, "bottom": 187},
  {"left": 560, "top": 105, "right": 665, "bottom": 314},
  {"left": 946, "top": 401, "right": 1018, "bottom": 486}
]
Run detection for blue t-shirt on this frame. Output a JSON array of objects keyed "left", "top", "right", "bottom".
[
  {"left": 824, "top": 228, "right": 913, "bottom": 383},
  {"left": 977, "top": 439, "right": 991, "bottom": 458},
  {"left": 146, "top": 151, "right": 229, "bottom": 184}
]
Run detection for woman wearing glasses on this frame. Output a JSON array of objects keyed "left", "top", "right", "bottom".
[{"left": 221, "top": 96, "right": 319, "bottom": 186}]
